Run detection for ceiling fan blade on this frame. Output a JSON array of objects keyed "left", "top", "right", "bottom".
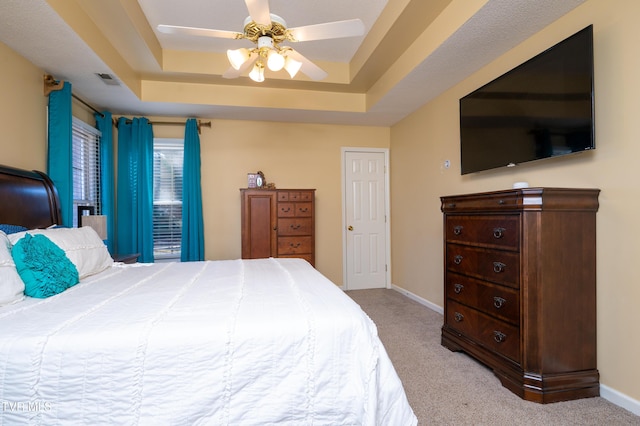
[
  {"left": 245, "top": 0, "right": 271, "bottom": 26},
  {"left": 157, "top": 24, "right": 242, "bottom": 40},
  {"left": 288, "top": 19, "right": 365, "bottom": 42},
  {"left": 223, "top": 53, "right": 258, "bottom": 79},
  {"left": 287, "top": 50, "right": 328, "bottom": 81}
]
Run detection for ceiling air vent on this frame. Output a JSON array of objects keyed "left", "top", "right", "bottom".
[{"left": 96, "top": 73, "right": 120, "bottom": 86}]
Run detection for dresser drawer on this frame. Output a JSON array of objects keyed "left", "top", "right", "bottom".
[
  {"left": 278, "top": 236, "right": 313, "bottom": 255},
  {"left": 447, "top": 300, "right": 520, "bottom": 362},
  {"left": 446, "top": 272, "right": 520, "bottom": 325},
  {"left": 477, "top": 314, "right": 520, "bottom": 362},
  {"left": 446, "top": 244, "right": 520, "bottom": 289},
  {"left": 446, "top": 215, "right": 519, "bottom": 250},
  {"left": 294, "top": 202, "right": 312, "bottom": 217},
  {"left": 278, "top": 203, "right": 295, "bottom": 217},
  {"left": 442, "top": 191, "right": 520, "bottom": 212},
  {"left": 278, "top": 218, "right": 313, "bottom": 236}
]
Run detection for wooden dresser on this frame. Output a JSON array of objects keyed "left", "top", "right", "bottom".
[
  {"left": 440, "top": 187, "right": 600, "bottom": 403},
  {"left": 241, "top": 189, "right": 315, "bottom": 266}
]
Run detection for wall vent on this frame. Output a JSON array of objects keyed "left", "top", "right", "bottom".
[{"left": 96, "top": 73, "right": 120, "bottom": 86}]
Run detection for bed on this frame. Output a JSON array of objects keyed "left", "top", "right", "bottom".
[{"left": 0, "top": 164, "right": 417, "bottom": 425}]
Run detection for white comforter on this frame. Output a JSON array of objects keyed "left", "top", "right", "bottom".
[{"left": 0, "top": 258, "right": 416, "bottom": 425}]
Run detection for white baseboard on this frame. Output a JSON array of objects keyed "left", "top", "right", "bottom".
[
  {"left": 391, "top": 284, "right": 443, "bottom": 315},
  {"left": 600, "top": 384, "right": 640, "bottom": 416},
  {"left": 390, "top": 284, "right": 640, "bottom": 417}
]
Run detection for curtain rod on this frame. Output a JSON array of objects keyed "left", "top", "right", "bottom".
[
  {"left": 116, "top": 118, "right": 212, "bottom": 134},
  {"left": 72, "top": 93, "right": 104, "bottom": 118}
]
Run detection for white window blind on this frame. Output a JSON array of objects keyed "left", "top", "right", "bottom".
[
  {"left": 72, "top": 117, "right": 101, "bottom": 227},
  {"left": 153, "top": 138, "right": 183, "bottom": 260}
]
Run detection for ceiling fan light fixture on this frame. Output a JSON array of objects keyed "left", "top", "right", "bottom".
[
  {"left": 161, "top": 2, "right": 366, "bottom": 83},
  {"left": 257, "top": 35, "right": 274, "bottom": 49},
  {"left": 284, "top": 56, "right": 302, "bottom": 78},
  {"left": 227, "top": 48, "right": 251, "bottom": 70},
  {"left": 267, "top": 50, "right": 285, "bottom": 72},
  {"left": 249, "top": 62, "right": 265, "bottom": 82}
]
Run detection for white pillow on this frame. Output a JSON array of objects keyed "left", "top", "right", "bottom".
[
  {"left": 9, "top": 227, "right": 113, "bottom": 279},
  {"left": 0, "top": 230, "right": 25, "bottom": 306}
]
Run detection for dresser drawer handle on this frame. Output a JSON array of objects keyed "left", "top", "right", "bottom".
[
  {"left": 290, "top": 224, "right": 301, "bottom": 230},
  {"left": 493, "top": 261, "right": 506, "bottom": 273},
  {"left": 289, "top": 242, "right": 302, "bottom": 248},
  {"left": 299, "top": 207, "right": 309, "bottom": 213},
  {"left": 493, "top": 227, "right": 505, "bottom": 239},
  {"left": 454, "top": 312, "right": 464, "bottom": 322},
  {"left": 493, "top": 331, "right": 506, "bottom": 343},
  {"left": 281, "top": 207, "right": 291, "bottom": 213},
  {"left": 454, "top": 255, "right": 463, "bottom": 265},
  {"left": 498, "top": 199, "right": 505, "bottom": 205},
  {"left": 453, "top": 225, "right": 463, "bottom": 235},
  {"left": 454, "top": 283, "right": 464, "bottom": 294},
  {"left": 493, "top": 296, "right": 506, "bottom": 309}
]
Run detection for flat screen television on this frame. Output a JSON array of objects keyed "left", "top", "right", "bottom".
[{"left": 459, "top": 25, "right": 594, "bottom": 175}]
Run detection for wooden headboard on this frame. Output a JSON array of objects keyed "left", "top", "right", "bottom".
[{"left": 0, "top": 164, "right": 61, "bottom": 229}]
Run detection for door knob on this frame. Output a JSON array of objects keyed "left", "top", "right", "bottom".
[{"left": 347, "top": 225, "right": 353, "bottom": 231}]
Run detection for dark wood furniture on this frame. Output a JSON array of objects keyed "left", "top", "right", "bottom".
[
  {"left": 112, "top": 253, "right": 140, "bottom": 264},
  {"left": 241, "top": 189, "right": 315, "bottom": 266},
  {"left": 0, "top": 164, "right": 61, "bottom": 229},
  {"left": 441, "top": 187, "right": 600, "bottom": 403}
]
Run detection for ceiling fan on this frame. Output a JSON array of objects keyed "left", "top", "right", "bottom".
[{"left": 157, "top": 0, "right": 365, "bottom": 82}]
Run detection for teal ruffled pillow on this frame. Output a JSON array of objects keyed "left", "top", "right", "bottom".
[{"left": 12, "top": 234, "right": 79, "bottom": 298}]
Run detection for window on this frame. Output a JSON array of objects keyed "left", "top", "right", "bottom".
[
  {"left": 72, "top": 117, "right": 101, "bottom": 226},
  {"left": 153, "top": 138, "right": 183, "bottom": 260}
]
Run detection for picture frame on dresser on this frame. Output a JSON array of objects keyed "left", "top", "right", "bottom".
[{"left": 247, "top": 173, "right": 257, "bottom": 188}]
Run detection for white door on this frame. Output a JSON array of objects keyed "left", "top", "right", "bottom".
[{"left": 343, "top": 149, "right": 388, "bottom": 290}]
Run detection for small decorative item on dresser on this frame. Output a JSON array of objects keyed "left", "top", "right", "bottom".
[
  {"left": 247, "top": 173, "right": 258, "bottom": 188},
  {"left": 256, "top": 171, "right": 266, "bottom": 188},
  {"left": 248, "top": 171, "right": 275, "bottom": 189}
]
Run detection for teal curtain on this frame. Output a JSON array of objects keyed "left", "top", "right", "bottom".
[
  {"left": 181, "top": 118, "right": 205, "bottom": 261},
  {"left": 47, "top": 81, "right": 73, "bottom": 227},
  {"left": 94, "top": 111, "right": 115, "bottom": 253},
  {"left": 116, "top": 117, "right": 154, "bottom": 263}
]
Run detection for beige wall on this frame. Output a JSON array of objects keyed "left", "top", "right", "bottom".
[
  {"left": 391, "top": 0, "right": 640, "bottom": 402},
  {"left": 0, "top": 41, "right": 47, "bottom": 171},
  {"left": 152, "top": 119, "right": 389, "bottom": 284}
]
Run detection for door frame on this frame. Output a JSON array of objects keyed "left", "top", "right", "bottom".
[{"left": 341, "top": 147, "right": 391, "bottom": 290}]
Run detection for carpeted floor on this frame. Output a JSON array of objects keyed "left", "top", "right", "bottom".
[{"left": 346, "top": 288, "right": 640, "bottom": 426}]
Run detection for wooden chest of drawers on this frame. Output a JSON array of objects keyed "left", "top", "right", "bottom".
[
  {"left": 241, "top": 189, "right": 315, "bottom": 266},
  {"left": 441, "top": 187, "right": 600, "bottom": 403}
]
